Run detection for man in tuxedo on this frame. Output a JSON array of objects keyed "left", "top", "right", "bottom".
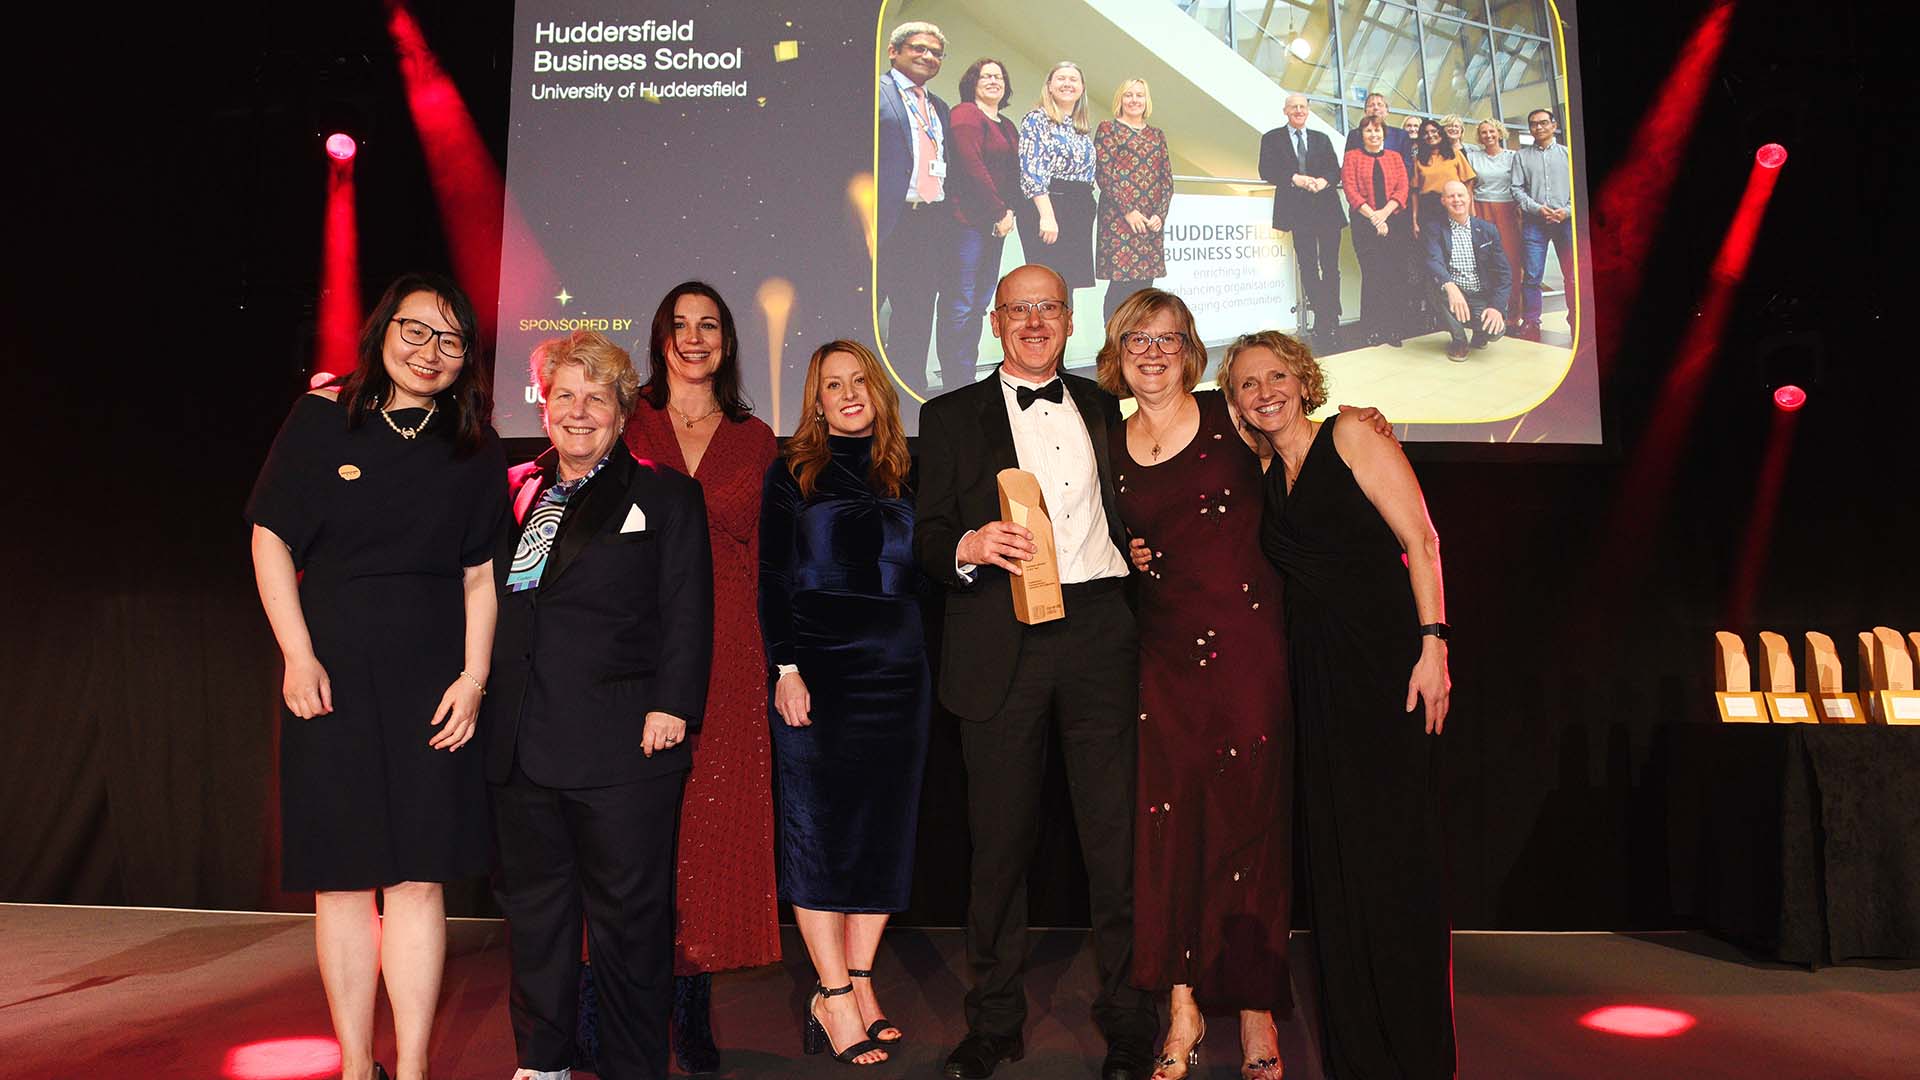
[
  {"left": 1424, "top": 179, "right": 1511, "bottom": 359},
  {"left": 876, "top": 20, "right": 952, "bottom": 399},
  {"left": 483, "top": 341, "right": 713, "bottom": 1080},
  {"left": 915, "top": 263, "right": 1156, "bottom": 1080},
  {"left": 1260, "top": 92, "right": 1348, "bottom": 349}
]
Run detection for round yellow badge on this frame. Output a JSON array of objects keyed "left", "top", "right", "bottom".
[{"left": 338, "top": 464, "right": 362, "bottom": 481}]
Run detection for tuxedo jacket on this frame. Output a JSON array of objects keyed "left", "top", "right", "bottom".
[
  {"left": 1259, "top": 124, "right": 1347, "bottom": 233},
  {"left": 913, "top": 371, "right": 1129, "bottom": 721},
  {"left": 876, "top": 71, "right": 952, "bottom": 246},
  {"left": 481, "top": 444, "right": 713, "bottom": 788},
  {"left": 1423, "top": 215, "right": 1513, "bottom": 314}
]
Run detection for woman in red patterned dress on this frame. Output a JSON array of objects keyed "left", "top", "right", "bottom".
[
  {"left": 622, "top": 280, "right": 782, "bottom": 1073},
  {"left": 1094, "top": 78, "right": 1174, "bottom": 324}
]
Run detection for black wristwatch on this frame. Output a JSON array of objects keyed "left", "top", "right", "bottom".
[{"left": 1419, "top": 622, "right": 1450, "bottom": 640}]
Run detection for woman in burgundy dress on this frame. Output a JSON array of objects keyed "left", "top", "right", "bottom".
[
  {"left": 1098, "top": 288, "right": 1291, "bottom": 1080},
  {"left": 936, "top": 56, "right": 1022, "bottom": 393},
  {"left": 621, "top": 281, "right": 782, "bottom": 1072}
]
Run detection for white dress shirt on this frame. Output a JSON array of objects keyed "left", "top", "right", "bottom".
[{"left": 991, "top": 371, "right": 1129, "bottom": 584}]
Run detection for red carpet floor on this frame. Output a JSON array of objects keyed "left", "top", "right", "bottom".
[{"left": 3, "top": 904, "right": 1915, "bottom": 1078}]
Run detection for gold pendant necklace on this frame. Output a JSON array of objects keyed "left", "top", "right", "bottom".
[
  {"left": 668, "top": 400, "right": 720, "bottom": 428},
  {"left": 1136, "top": 396, "right": 1187, "bottom": 461},
  {"left": 380, "top": 399, "right": 437, "bottom": 439}
]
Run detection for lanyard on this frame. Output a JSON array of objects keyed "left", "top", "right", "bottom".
[{"left": 900, "top": 83, "right": 939, "bottom": 143}]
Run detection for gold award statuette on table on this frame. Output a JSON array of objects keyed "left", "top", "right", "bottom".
[
  {"left": 1804, "top": 631, "right": 1865, "bottom": 724},
  {"left": 1868, "top": 626, "right": 1920, "bottom": 726},
  {"left": 1713, "top": 630, "right": 1767, "bottom": 723},
  {"left": 996, "top": 468, "right": 1064, "bottom": 625},
  {"left": 1757, "top": 630, "right": 1817, "bottom": 724}
]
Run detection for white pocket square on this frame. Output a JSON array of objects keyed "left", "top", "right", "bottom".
[{"left": 619, "top": 504, "right": 648, "bottom": 533}]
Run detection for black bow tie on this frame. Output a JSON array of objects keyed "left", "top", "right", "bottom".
[{"left": 1015, "top": 379, "right": 1065, "bottom": 410}]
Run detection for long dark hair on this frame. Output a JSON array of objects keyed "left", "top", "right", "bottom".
[
  {"left": 1416, "top": 118, "right": 1454, "bottom": 165},
  {"left": 337, "top": 271, "right": 492, "bottom": 457},
  {"left": 638, "top": 281, "right": 754, "bottom": 422}
]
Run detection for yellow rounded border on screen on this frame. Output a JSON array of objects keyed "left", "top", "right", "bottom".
[
  {"left": 1353, "top": 0, "right": 1584, "bottom": 432},
  {"left": 869, "top": 2, "right": 928, "bottom": 405}
]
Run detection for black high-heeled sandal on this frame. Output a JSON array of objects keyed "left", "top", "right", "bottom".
[
  {"left": 845, "top": 968, "right": 903, "bottom": 1044},
  {"left": 803, "top": 983, "right": 888, "bottom": 1065}
]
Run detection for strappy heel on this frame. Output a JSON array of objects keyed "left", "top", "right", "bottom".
[
  {"left": 1152, "top": 1020, "right": 1204, "bottom": 1080},
  {"left": 803, "top": 983, "right": 888, "bottom": 1065},
  {"left": 846, "top": 967, "right": 903, "bottom": 1044}
]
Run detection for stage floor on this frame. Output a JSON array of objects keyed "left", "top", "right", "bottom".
[{"left": 4, "top": 904, "right": 1915, "bottom": 1079}]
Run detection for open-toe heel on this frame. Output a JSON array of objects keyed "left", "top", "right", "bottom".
[
  {"left": 1152, "top": 1020, "right": 1204, "bottom": 1080},
  {"left": 846, "top": 967, "right": 903, "bottom": 1045},
  {"left": 804, "top": 983, "right": 888, "bottom": 1066}
]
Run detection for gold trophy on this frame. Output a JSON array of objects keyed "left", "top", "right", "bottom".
[{"left": 996, "top": 469, "right": 1064, "bottom": 625}]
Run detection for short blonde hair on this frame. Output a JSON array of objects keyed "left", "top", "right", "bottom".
[
  {"left": 1439, "top": 113, "right": 1463, "bottom": 131},
  {"left": 1218, "top": 331, "right": 1327, "bottom": 414},
  {"left": 531, "top": 330, "right": 640, "bottom": 414},
  {"left": 1110, "top": 78, "right": 1152, "bottom": 120},
  {"left": 1036, "top": 61, "right": 1091, "bottom": 133},
  {"left": 1476, "top": 119, "right": 1506, "bottom": 146},
  {"left": 1095, "top": 288, "right": 1207, "bottom": 398}
]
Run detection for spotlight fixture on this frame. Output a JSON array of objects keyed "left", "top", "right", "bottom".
[
  {"left": 325, "top": 132, "right": 358, "bottom": 161},
  {"left": 1771, "top": 384, "right": 1806, "bottom": 411},
  {"left": 1754, "top": 142, "right": 1787, "bottom": 169},
  {"left": 1288, "top": 35, "right": 1313, "bottom": 60}
]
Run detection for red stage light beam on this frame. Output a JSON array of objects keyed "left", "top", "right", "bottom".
[
  {"left": 1724, "top": 405, "right": 1800, "bottom": 629},
  {"left": 1597, "top": 155, "right": 1786, "bottom": 579},
  {"left": 1755, "top": 142, "right": 1787, "bottom": 169},
  {"left": 1591, "top": 3, "right": 1735, "bottom": 370},
  {"left": 384, "top": 1, "right": 556, "bottom": 345},
  {"left": 315, "top": 152, "right": 361, "bottom": 379},
  {"left": 325, "top": 133, "right": 357, "bottom": 161},
  {"left": 1579, "top": 1005, "right": 1697, "bottom": 1039},
  {"left": 1772, "top": 384, "right": 1805, "bottom": 411}
]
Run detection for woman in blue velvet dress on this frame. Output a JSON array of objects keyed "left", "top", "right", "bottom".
[{"left": 760, "top": 339, "right": 929, "bottom": 1067}]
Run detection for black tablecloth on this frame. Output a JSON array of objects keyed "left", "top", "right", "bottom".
[{"left": 1664, "top": 722, "right": 1920, "bottom": 966}]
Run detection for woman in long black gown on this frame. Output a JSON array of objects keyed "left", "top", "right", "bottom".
[
  {"left": 248, "top": 272, "right": 505, "bottom": 1080},
  {"left": 760, "top": 339, "right": 929, "bottom": 1067},
  {"left": 1226, "top": 330, "right": 1455, "bottom": 1079}
]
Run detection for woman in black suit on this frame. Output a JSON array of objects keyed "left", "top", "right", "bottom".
[{"left": 483, "top": 330, "right": 715, "bottom": 1080}]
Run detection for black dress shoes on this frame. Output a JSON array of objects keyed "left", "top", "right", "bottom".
[{"left": 944, "top": 1031, "right": 1025, "bottom": 1078}]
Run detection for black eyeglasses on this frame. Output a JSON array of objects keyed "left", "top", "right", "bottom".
[
  {"left": 391, "top": 317, "right": 468, "bottom": 358},
  {"left": 1122, "top": 331, "right": 1189, "bottom": 356},
  {"left": 995, "top": 300, "right": 1068, "bottom": 321}
]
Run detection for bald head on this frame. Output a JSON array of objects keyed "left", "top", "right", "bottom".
[
  {"left": 1284, "top": 92, "right": 1309, "bottom": 129},
  {"left": 990, "top": 264, "right": 1074, "bottom": 382},
  {"left": 1441, "top": 179, "right": 1472, "bottom": 221}
]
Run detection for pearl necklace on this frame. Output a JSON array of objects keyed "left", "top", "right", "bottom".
[{"left": 380, "top": 399, "right": 437, "bottom": 439}]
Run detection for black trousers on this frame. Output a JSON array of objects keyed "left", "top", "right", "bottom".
[
  {"left": 959, "top": 583, "right": 1156, "bottom": 1048},
  {"left": 1291, "top": 223, "right": 1344, "bottom": 331},
  {"left": 878, "top": 202, "right": 950, "bottom": 400},
  {"left": 492, "top": 765, "right": 687, "bottom": 1080}
]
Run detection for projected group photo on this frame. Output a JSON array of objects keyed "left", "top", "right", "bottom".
[{"left": 495, "top": 0, "right": 1596, "bottom": 443}]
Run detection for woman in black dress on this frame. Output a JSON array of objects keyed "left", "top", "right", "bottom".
[
  {"left": 1231, "top": 330, "right": 1455, "bottom": 1079},
  {"left": 760, "top": 340, "right": 929, "bottom": 1067},
  {"left": 248, "top": 272, "right": 505, "bottom": 1080}
]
